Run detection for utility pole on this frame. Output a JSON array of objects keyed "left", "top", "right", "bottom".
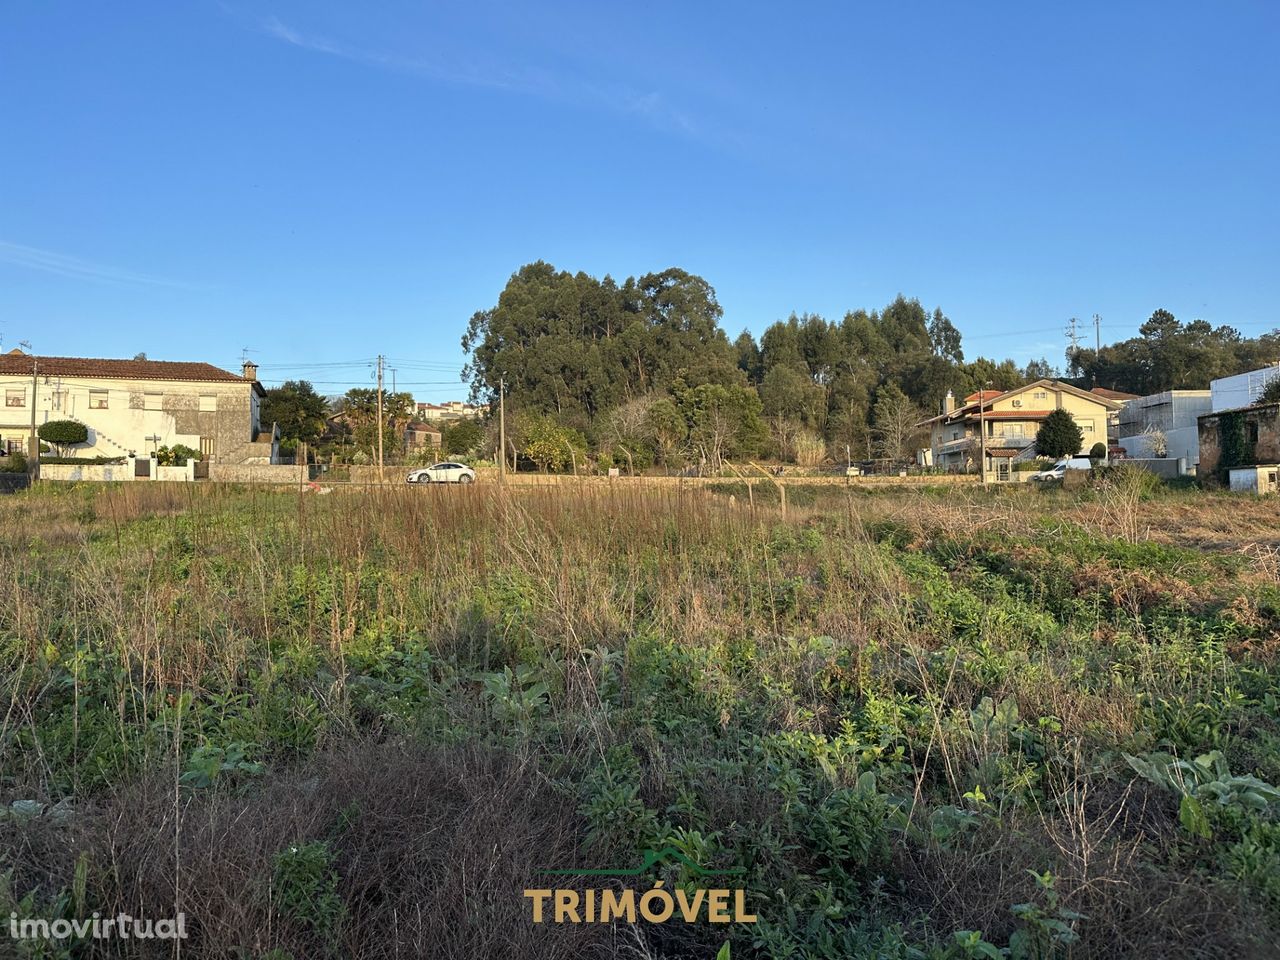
[
  {"left": 1093, "top": 314, "right": 1101, "bottom": 353},
  {"left": 978, "top": 380, "right": 990, "bottom": 487},
  {"left": 1065, "top": 317, "right": 1082, "bottom": 378},
  {"left": 376, "top": 355, "right": 385, "bottom": 482},
  {"left": 28, "top": 358, "right": 39, "bottom": 481},
  {"left": 498, "top": 376, "right": 507, "bottom": 482}
]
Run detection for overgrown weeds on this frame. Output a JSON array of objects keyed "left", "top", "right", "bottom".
[{"left": 0, "top": 481, "right": 1277, "bottom": 958}]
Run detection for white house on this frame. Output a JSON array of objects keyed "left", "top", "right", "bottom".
[{"left": 0, "top": 351, "right": 277, "bottom": 463}]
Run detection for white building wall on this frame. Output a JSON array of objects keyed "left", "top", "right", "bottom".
[
  {"left": 0, "top": 375, "right": 257, "bottom": 460},
  {"left": 1211, "top": 365, "right": 1280, "bottom": 412},
  {"left": 1229, "top": 465, "right": 1280, "bottom": 494},
  {"left": 1118, "top": 425, "right": 1201, "bottom": 465}
]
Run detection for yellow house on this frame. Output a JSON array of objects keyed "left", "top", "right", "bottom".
[{"left": 921, "top": 380, "right": 1121, "bottom": 481}]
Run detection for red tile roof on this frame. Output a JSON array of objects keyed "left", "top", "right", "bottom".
[
  {"left": 963, "top": 390, "right": 1003, "bottom": 402},
  {"left": 0, "top": 352, "right": 249, "bottom": 383},
  {"left": 962, "top": 409, "right": 1053, "bottom": 419},
  {"left": 1090, "top": 386, "right": 1140, "bottom": 401}
]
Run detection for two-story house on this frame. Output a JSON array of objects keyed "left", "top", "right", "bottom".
[
  {"left": 922, "top": 379, "right": 1121, "bottom": 481},
  {"left": 0, "top": 351, "right": 277, "bottom": 463}
]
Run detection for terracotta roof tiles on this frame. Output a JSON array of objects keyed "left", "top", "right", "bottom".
[{"left": 0, "top": 353, "right": 249, "bottom": 383}]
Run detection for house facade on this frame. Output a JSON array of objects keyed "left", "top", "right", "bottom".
[
  {"left": 923, "top": 379, "right": 1119, "bottom": 481},
  {"left": 405, "top": 421, "right": 443, "bottom": 452},
  {"left": 0, "top": 352, "right": 275, "bottom": 463}
]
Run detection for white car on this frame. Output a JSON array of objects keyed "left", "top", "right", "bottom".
[
  {"left": 407, "top": 462, "right": 476, "bottom": 484},
  {"left": 1031, "top": 457, "right": 1094, "bottom": 482}
]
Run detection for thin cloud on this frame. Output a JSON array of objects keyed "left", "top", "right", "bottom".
[
  {"left": 258, "top": 15, "right": 701, "bottom": 139},
  {"left": 260, "top": 15, "right": 552, "bottom": 94},
  {"left": 0, "top": 241, "right": 200, "bottom": 289}
]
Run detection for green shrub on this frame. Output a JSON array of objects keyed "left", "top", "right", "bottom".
[
  {"left": 273, "top": 840, "right": 346, "bottom": 948},
  {"left": 0, "top": 452, "right": 27, "bottom": 473},
  {"left": 154, "top": 444, "right": 202, "bottom": 466},
  {"left": 1035, "top": 410, "right": 1084, "bottom": 459},
  {"left": 37, "top": 419, "right": 88, "bottom": 456}
]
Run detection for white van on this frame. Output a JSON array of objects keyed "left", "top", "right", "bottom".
[{"left": 1031, "top": 457, "right": 1094, "bottom": 482}]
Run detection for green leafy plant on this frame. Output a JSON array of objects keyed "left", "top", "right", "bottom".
[
  {"left": 1008, "top": 871, "right": 1083, "bottom": 959},
  {"left": 480, "top": 663, "right": 550, "bottom": 726},
  {"left": 154, "top": 443, "right": 202, "bottom": 466},
  {"left": 1124, "top": 750, "right": 1280, "bottom": 820},
  {"left": 180, "top": 742, "right": 264, "bottom": 789},
  {"left": 273, "top": 840, "right": 346, "bottom": 949}
]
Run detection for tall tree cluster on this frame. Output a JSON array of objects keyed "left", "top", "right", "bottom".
[
  {"left": 461, "top": 261, "right": 741, "bottom": 428},
  {"left": 460, "top": 262, "right": 1069, "bottom": 468},
  {"left": 1076, "top": 311, "right": 1280, "bottom": 394}
]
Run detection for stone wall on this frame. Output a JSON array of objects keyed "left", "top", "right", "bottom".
[
  {"left": 1198, "top": 404, "right": 1280, "bottom": 483},
  {"left": 208, "top": 463, "right": 308, "bottom": 484}
]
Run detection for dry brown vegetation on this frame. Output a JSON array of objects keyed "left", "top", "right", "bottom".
[{"left": 1, "top": 480, "right": 1278, "bottom": 958}]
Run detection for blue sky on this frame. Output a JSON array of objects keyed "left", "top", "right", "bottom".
[{"left": 2, "top": 1, "right": 1277, "bottom": 400}]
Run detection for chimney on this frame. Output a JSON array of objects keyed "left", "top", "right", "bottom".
[
  {"left": 242, "top": 361, "right": 258, "bottom": 381},
  {"left": 943, "top": 389, "right": 955, "bottom": 415}
]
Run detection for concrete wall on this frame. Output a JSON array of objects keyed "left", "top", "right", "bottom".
[
  {"left": 208, "top": 463, "right": 308, "bottom": 484},
  {"left": 41, "top": 462, "right": 135, "bottom": 482},
  {"left": 1125, "top": 458, "right": 1186, "bottom": 480},
  {"left": 155, "top": 463, "right": 195, "bottom": 482}
]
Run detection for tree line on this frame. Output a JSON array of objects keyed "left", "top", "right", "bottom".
[
  {"left": 459, "top": 261, "right": 1058, "bottom": 470},
  {"left": 262, "top": 261, "right": 1280, "bottom": 470}
]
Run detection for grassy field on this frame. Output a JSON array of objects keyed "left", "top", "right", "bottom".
[{"left": 2, "top": 478, "right": 1280, "bottom": 959}]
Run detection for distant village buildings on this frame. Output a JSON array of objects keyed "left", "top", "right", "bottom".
[{"left": 414, "top": 400, "right": 481, "bottom": 422}]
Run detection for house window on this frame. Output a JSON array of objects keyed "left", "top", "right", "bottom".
[
  {"left": 5, "top": 389, "right": 24, "bottom": 408},
  {"left": 89, "top": 391, "right": 109, "bottom": 409},
  {"left": 144, "top": 393, "right": 162, "bottom": 411},
  {"left": 1081, "top": 423, "right": 1093, "bottom": 433},
  {"left": 199, "top": 395, "right": 217, "bottom": 412},
  {"left": 1034, "top": 391, "right": 1047, "bottom": 400},
  {"left": 1248, "top": 421, "right": 1260, "bottom": 445}
]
